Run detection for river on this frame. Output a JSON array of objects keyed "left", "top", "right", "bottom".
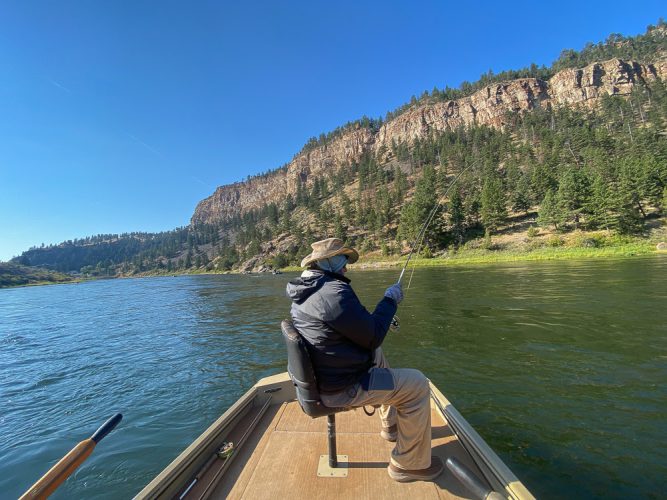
[{"left": 1, "top": 257, "right": 666, "bottom": 499}]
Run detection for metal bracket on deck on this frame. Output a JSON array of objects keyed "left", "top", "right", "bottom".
[{"left": 317, "top": 455, "right": 348, "bottom": 477}]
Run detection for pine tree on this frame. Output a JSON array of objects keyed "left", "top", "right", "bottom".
[
  {"left": 448, "top": 188, "right": 466, "bottom": 245},
  {"left": 340, "top": 192, "right": 353, "bottom": 220},
  {"left": 556, "top": 167, "right": 591, "bottom": 229},
  {"left": 279, "top": 211, "right": 292, "bottom": 233},
  {"left": 585, "top": 174, "right": 614, "bottom": 230},
  {"left": 296, "top": 181, "right": 306, "bottom": 206},
  {"left": 480, "top": 177, "right": 507, "bottom": 231},
  {"left": 394, "top": 166, "right": 408, "bottom": 199},
  {"left": 638, "top": 154, "right": 667, "bottom": 209},
  {"left": 333, "top": 213, "right": 347, "bottom": 241},
  {"left": 530, "top": 162, "right": 557, "bottom": 202},
  {"left": 538, "top": 190, "right": 565, "bottom": 231},
  {"left": 398, "top": 165, "right": 438, "bottom": 244},
  {"left": 511, "top": 173, "right": 532, "bottom": 214},
  {"left": 615, "top": 163, "right": 644, "bottom": 234},
  {"left": 284, "top": 194, "right": 295, "bottom": 212}
]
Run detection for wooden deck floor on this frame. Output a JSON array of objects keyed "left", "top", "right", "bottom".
[{"left": 210, "top": 400, "right": 490, "bottom": 499}]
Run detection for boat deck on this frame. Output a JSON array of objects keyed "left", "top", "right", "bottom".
[
  {"left": 137, "top": 374, "right": 531, "bottom": 500},
  {"left": 204, "top": 400, "right": 491, "bottom": 499}
]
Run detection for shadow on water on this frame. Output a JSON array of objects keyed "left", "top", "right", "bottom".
[{"left": 1, "top": 258, "right": 666, "bottom": 498}]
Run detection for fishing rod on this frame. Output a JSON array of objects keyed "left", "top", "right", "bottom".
[
  {"left": 397, "top": 162, "right": 474, "bottom": 287},
  {"left": 389, "top": 163, "right": 473, "bottom": 332}
]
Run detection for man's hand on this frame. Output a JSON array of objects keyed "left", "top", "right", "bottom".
[{"left": 384, "top": 283, "right": 404, "bottom": 305}]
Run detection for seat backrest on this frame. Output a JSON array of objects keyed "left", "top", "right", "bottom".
[{"left": 281, "top": 319, "right": 340, "bottom": 418}]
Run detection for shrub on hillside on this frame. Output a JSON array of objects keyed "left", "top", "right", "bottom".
[
  {"left": 270, "top": 253, "right": 289, "bottom": 269},
  {"left": 569, "top": 232, "right": 605, "bottom": 248},
  {"left": 381, "top": 242, "right": 391, "bottom": 257},
  {"left": 421, "top": 246, "right": 433, "bottom": 259},
  {"left": 547, "top": 235, "right": 564, "bottom": 247}
]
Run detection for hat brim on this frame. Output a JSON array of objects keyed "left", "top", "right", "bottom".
[{"left": 300, "top": 247, "right": 359, "bottom": 268}]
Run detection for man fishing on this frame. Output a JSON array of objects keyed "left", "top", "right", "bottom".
[{"left": 285, "top": 237, "right": 444, "bottom": 482}]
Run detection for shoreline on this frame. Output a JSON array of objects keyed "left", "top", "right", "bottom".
[
  {"left": 3, "top": 239, "right": 665, "bottom": 289},
  {"left": 294, "top": 241, "right": 666, "bottom": 273}
]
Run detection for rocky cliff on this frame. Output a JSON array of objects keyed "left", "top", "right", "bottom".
[
  {"left": 192, "top": 57, "right": 665, "bottom": 225},
  {"left": 191, "top": 126, "right": 375, "bottom": 224}
]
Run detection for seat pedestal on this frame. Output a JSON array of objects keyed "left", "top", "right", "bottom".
[
  {"left": 316, "top": 414, "right": 348, "bottom": 477},
  {"left": 317, "top": 454, "right": 348, "bottom": 477}
]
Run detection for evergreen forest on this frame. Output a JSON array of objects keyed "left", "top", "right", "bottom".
[{"left": 8, "top": 21, "right": 667, "bottom": 280}]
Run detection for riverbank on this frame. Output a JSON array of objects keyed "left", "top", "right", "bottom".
[
  {"left": 3, "top": 229, "right": 665, "bottom": 288},
  {"left": 0, "top": 263, "right": 76, "bottom": 289},
  {"left": 284, "top": 228, "right": 667, "bottom": 272}
]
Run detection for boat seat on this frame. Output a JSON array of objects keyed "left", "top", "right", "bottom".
[
  {"left": 281, "top": 319, "right": 347, "bottom": 470},
  {"left": 280, "top": 319, "right": 347, "bottom": 417}
]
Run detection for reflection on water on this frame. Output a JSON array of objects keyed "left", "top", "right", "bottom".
[{"left": 1, "top": 257, "right": 666, "bottom": 499}]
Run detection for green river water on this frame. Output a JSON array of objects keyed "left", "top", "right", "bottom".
[{"left": 1, "top": 257, "right": 666, "bottom": 498}]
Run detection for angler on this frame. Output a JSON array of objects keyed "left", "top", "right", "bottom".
[{"left": 285, "top": 237, "right": 444, "bottom": 482}]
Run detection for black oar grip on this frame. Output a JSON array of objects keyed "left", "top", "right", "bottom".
[{"left": 91, "top": 413, "right": 123, "bottom": 444}]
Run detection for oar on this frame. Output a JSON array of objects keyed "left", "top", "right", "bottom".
[{"left": 20, "top": 413, "right": 123, "bottom": 500}]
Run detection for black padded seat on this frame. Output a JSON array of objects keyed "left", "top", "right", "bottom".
[
  {"left": 281, "top": 319, "right": 346, "bottom": 468},
  {"left": 281, "top": 319, "right": 347, "bottom": 417}
]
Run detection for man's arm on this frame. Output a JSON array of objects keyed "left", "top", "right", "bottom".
[{"left": 326, "top": 286, "right": 397, "bottom": 350}]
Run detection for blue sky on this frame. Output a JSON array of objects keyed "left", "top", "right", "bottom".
[{"left": 1, "top": 1, "right": 664, "bottom": 261}]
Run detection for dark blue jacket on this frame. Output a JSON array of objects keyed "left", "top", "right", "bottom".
[{"left": 286, "top": 270, "right": 397, "bottom": 394}]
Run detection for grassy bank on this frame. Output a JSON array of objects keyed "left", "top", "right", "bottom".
[
  {"left": 340, "top": 229, "right": 666, "bottom": 272},
  {"left": 354, "top": 242, "right": 658, "bottom": 270}
]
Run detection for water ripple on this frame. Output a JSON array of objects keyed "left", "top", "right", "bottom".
[{"left": 1, "top": 260, "right": 666, "bottom": 499}]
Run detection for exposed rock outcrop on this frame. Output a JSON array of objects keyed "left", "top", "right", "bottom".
[
  {"left": 374, "top": 78, "right": 550, "bottom": 152},
  {"left": 548, "top": 58, "right": 659, "bottom": 107},
  {"left": 192, "top": 127, "right": 374, "bottom": 223},
  {"left": 192, "top": 57, "right": 665, "bottom": 225}
]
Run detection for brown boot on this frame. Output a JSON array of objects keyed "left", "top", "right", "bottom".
[
  {"left": 387, "top": 456, "right": 444, "bottom": 482},
  {"left": 380, "top": 424, "right": 397, "bottom": 442}
]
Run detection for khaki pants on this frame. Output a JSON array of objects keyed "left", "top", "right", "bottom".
[{"left": 320, "top": 349, "right": 432, "bottom": 470}]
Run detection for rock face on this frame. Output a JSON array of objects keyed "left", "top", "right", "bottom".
[
  {"left": 373, "top": 58, "right": 662, "bottom": 156},
  {"left": 374, "top": 79, "right": 550, "bottom": 151},
  {"left": 192, "top": 57, "right": 666, "bottom": 225},
  {"left": 549, "top": 59, "right": 659, "bottom": 107},
  {"left": 192, "top": 126, "right": 374, "bottom": 224}
]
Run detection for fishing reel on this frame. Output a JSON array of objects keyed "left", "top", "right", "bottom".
[{"left": 390, "top": 315, "right": 400, "bottom": 331}]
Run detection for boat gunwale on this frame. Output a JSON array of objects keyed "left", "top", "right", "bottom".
[
  {"left": 134, "top": 383, "right": 259, "bottom": 499},
  {"left": 135, "top": 373, "right": 294, "bottom": 499}
]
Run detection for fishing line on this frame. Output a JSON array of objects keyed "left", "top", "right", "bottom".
[{"left": 397, "top": 162, "right": 475, "bottom": 289}]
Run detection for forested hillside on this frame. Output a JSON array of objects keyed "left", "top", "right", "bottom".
[
  {"left": 11, "top": 21, "right": 667, "bottom": 277},
  {"left": 0, "top": 263, "right": 73, "bottom": 288}
]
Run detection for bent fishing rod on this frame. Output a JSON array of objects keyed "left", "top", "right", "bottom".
[{"left": 397, "top": 162, "right": 475, "bottom": 288}]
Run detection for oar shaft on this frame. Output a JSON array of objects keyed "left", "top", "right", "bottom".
[
  {"left": 20, "top": 413, "right": 122, "bottom": 500},
  {"left": 20, "top": 439, "right": 95, "bottom": 500}
]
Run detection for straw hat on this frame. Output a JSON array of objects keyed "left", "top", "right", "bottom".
[{"left": 300, "top": 238, "right": 359, "bottom": 268}]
